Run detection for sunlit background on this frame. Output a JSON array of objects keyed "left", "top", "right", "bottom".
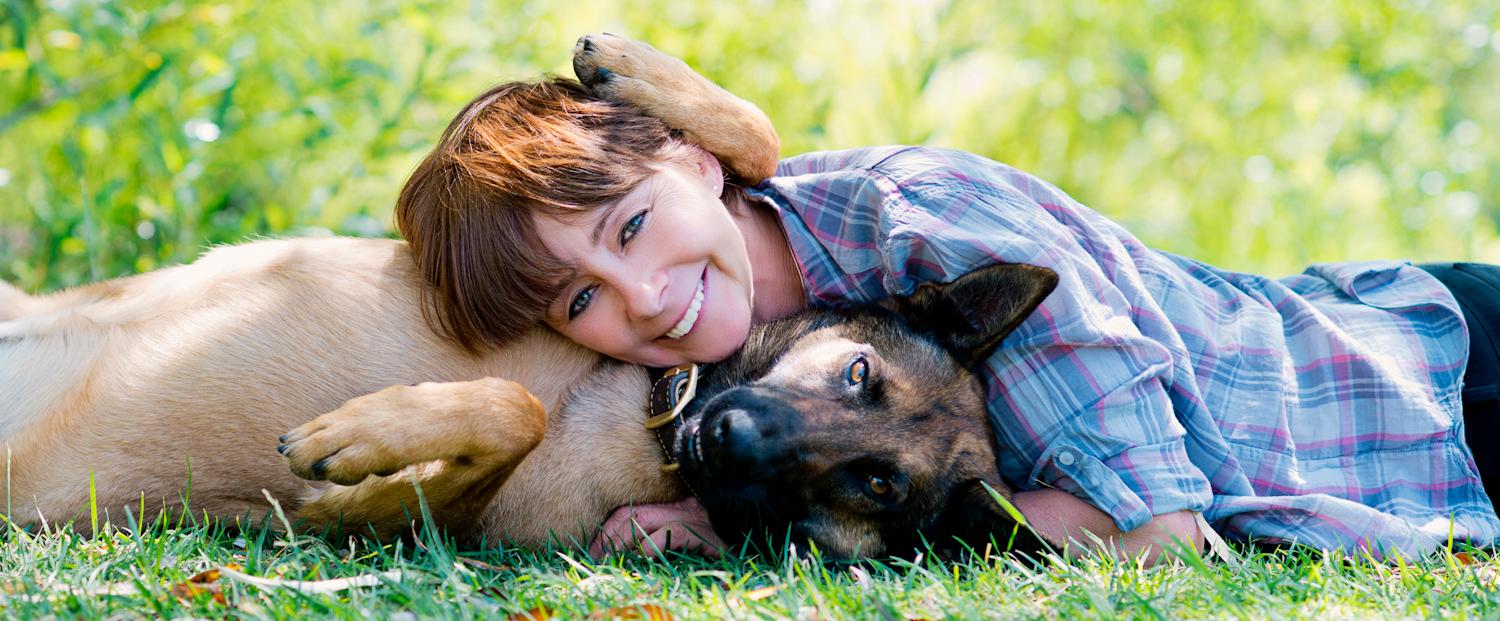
[{"left": 1, "top": 0, "right": 1496, "bottom": 291}]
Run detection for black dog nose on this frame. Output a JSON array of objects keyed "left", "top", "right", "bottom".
[
  {"left": 579, "top": 36, "right": 594, "bottom": 53},
  {"left": 718, "top": 408, "right": 760, "bottom": 448}
]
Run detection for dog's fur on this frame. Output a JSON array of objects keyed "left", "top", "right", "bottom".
[
  {"left": 0, "top": 236, "right": 682, "bottom": 543},
  {"left": 672, "top": 264, "right": 1057, "bottom": 558},
  {"left": 1, "top": 35, "right": 1051, "bottom": 556}
]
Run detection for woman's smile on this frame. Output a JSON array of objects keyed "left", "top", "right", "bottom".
[{"left": 663, "top": 266, "right": 708, "bottom": 340}]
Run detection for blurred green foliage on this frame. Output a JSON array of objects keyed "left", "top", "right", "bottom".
[{"left": 1, "top": 0, "right": 1497, "bottom": 291}]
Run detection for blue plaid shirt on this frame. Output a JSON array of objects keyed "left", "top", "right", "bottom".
[{"left": 747, "top": 146, "right": 1499, "bottom": 556}]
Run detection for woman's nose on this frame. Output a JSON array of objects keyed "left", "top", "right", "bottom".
[{"left": 620, "top": 270, "right": 669, "bottom": 320}]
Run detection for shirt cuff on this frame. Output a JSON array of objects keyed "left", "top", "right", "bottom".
[{"left": 1028, "top": 438, "right": 1213, "bottom": 533}]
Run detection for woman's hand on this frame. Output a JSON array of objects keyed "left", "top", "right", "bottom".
[{"left": 588, "top": 497, "right": 727, "bottom": 559}]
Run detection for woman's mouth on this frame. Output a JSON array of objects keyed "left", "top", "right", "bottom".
[{"left": 664, "top": 269, "right": 707, "bottom": 340}]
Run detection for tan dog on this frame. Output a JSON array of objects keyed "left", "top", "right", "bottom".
[{"left": 0, "top": 34, "right": 772, "bottom": 546}]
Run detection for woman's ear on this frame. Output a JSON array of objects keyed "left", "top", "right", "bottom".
[{"left": 690, "top": 145, "right": 725, "bottom": 195}]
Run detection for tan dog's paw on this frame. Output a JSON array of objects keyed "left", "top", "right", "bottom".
[
  {"left": 278, "top": 378, "right": 547, "bottom": 486},
  {"left": 571, "top": 33, "right": 780, "bottom": 182},
  {"left": 572, "top": 33, "right": 690, "bottom": 106},
  {"left": 279, "top": 386, "right": 416, "bottom": 485}
]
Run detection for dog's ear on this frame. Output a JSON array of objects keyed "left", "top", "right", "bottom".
[
  {"left": 889, "top": 264, "right": 1058, "bottom": 368},
  {"left": 929, "top": 478, "right": 1046, "bottom": 559}
]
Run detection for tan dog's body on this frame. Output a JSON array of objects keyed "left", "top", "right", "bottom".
[
  {"left": 1, "top": 33, "right": 772, "bottom": 545},
  {"left": 0, "top": 237, "right": 681, "bottom": 543}
]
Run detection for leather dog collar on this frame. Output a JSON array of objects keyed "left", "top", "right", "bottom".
[
  {"left": 646, "top": 363, "right": 699, "bottom": 473},
  {"left": 646, "top": 363, "right": 706, "bottom": 501}
]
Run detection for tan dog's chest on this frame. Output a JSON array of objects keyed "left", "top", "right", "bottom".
[{"left": 485, "top": 362, "right": 685, "bottom": 545}]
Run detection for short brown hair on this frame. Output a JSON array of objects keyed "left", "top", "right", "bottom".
[{"left": 396, "top": 77, "right": 699, "bottom": 353}]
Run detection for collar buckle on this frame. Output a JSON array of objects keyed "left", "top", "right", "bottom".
[{"left": 644, "top": 363, "right": 699, "bottom": 430}]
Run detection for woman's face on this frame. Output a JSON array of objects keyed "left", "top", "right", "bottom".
[{"left": 536, "top": 152, "right": 755, "bottom": 367}]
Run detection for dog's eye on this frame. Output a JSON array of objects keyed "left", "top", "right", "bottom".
[
  {"left": 846, "top": 356, "right": 868, "bottom": 386},
  {"left": 865, "top": 474, "right": 892, "bottom": 497}
]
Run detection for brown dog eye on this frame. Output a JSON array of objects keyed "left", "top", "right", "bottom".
[
  {"left": 846, "top": 356, "right": 868, "bottom": 386},
  {"left": 866, "top": 474, "right": 891, "bottom": 497}
]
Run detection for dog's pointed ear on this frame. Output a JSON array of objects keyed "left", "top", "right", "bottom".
[
  {"left": 889, "top": 264, "right": 1058, "bottom": 368},
  {"left": 930, "top": 479, "right": 1045, "bottom": 558}
]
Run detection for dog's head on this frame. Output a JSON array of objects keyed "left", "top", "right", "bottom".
[{"left": 669, "top": 264, "right": 1058, "bottom": 559}]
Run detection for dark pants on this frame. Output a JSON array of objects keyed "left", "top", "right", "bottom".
[{"left": 1418, "top": 263, "right": 1500, "bottom": 511}]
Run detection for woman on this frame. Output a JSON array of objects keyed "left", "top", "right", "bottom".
[{"left": 393, "top": 59, "right": 1499, "bottom": 561}]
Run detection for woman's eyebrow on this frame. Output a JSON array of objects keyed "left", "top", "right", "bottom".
[{"left": 589, "top": 201, "right": 624, "bottom": 246}]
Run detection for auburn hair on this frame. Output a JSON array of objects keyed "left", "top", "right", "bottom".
[{"left": 396, "top": 77, "right": 700, "bottom": 353}]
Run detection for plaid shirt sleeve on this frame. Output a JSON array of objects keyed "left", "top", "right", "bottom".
[{"left": 762, "top": 147, "right": 1213, "bottom": 532}]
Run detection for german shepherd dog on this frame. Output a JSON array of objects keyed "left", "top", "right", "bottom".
[
  {"left": 0, "top": 34, "right": 1055, "bottom": 558},
  {"left": 669, "top": 264, "right": 1056, "bottom": 558}
]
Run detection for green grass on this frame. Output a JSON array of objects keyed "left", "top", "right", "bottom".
[{"left": 1, "top": 510, "right": 1497, "bottom": 619}]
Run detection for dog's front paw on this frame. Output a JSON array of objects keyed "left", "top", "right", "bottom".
[
  {"left": 279, "top": 385, "right": 422, "bottom": 486},
  {"left": 571, "top": 33, "right": 700, "bottom": 119},
  {"left": 279, "top": 378, "right": 548, "bottom": 487},
  {"left": 570, "top": 32, "right": 780, "bottom": 183}
]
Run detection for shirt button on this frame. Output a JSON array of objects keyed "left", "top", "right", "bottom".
[{"left": 1056, "top": 449, "right": 1077, "bottom": 467}]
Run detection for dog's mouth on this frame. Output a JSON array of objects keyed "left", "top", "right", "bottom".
[{"left": 676, "top": 417, "right": 707, "bottom": 473}]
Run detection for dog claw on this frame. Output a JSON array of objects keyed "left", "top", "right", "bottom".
[
  {"left": 278, "top": 434, "right": 288, "bottom": 443},
  {"left": 277, "top": 444, "right": 287, "bottom": 455},
  {"left": 311, "top": 457, "right": 329, "bottom": 480}
]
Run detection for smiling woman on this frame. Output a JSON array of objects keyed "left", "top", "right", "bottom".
[
  {"left": 534, "top": 151, "right": 807, "bottom": 367},
  {"left": 393, "top": 78, "right": 704, "bottom": 354},
  {"left": 397, "top": 76, "right": 805, "bottom": 367},
  {"left": 533, "top": 155, "right": 754, "bottom": 366}
]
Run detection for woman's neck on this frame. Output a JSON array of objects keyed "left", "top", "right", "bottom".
[{"left": 727, "top": 191, "right": 807, "bottom": 323}]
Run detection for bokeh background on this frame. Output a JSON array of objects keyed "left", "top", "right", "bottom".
[{"left": 1, "top": 0, "right": 1496, "bottom": 292}]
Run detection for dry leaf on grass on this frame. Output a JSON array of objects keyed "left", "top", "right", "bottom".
[
  {"left": 217, "top": 566, "right": 407, "bottom": 593},
  {"left": 587, "top": 604, "right": 674, "bottom": 620},
  {"left": 168, "top": 568, "right": 227, "bottom": 606},
  {"left": 455, "top": 556, "right": 513, "bottom": 572},
  {"left": 506, "top": 608, "right": 554, "bottom": 621},
  {"left": 744, "top": 585, "right": 782, "bottom": 601},
  {"left": 505, "top": 604, "right": 674, "bottom": 621}
]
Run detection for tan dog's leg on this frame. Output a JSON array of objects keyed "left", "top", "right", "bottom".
[
  {"left": 280, "top": 378, "right": 545, "bottom": 538},
  {"left": 572, "top": 33, "right": 781, "bottom": 184}
]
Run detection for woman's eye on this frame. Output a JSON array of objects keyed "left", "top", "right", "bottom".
[
  {"left": 846, "top": 356, "right": 868, "bottom": 386},
  {"left": 620, "top": 210, "right": 647, "bottom": 246},
  {"left": 567, "top": 285, "right": 597, "bottom": 320}
]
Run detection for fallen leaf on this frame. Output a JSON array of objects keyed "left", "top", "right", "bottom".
[
  {"left": 586, "top": 603, "right": 673, "bottom": 620},
  {"left": 744, "top": 585, "right": 781, "bottom": 601},
  {"left": 506, "top": 608, "right": 554, "bottom": 621},
  {"left": 1455, "top": 552, "right": 1477, "bottom": 566},
  {"left": 172, "top": 570, "right": 228, "bottom": 605},
  {"left": 189, "top": 568, "right": 222, "bottom": 584},
  {"left": 217, "top": 566, "right": 406, "bottom": 593},
  {"left": 168, "top": 580, "right": 226, "bottom": 606},
  {"left": 456, "top": 556, "right": 513, "bottom": 572}
]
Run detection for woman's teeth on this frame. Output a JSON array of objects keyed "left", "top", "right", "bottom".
[{"left": 665, "top": 277, "right": 706, "bottom": 339}]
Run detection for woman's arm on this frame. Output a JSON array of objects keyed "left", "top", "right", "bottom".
[
  {"left": 1013, "top": 489, "right": 1203, "bottom": 562},
  {"left": 590, "top": 493, "right": 1205, "bottom": 563}
]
